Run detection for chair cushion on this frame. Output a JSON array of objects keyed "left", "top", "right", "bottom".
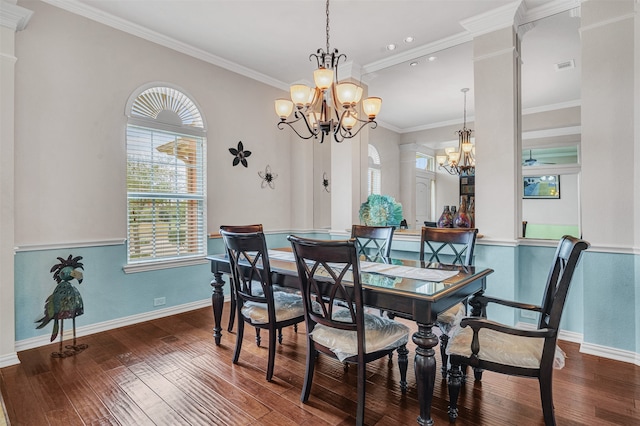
[
  {"left": 436, "top": 302, "right": 465, "bottom": 333},
  {"left": 310, "top": 310, "right": 410, "bottom": 362},
  {"left": 241, "top": 291, "right": 305, "bottom": 324},
  {"left": 446, "top": 325, "right": 544, "bottom": 368},
  {"left": 244, "top": 281, "right": 296, "bottom": 297}
]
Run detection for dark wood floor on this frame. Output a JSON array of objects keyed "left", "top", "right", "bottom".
[{"left": 1, "top": 303, "right": 639, "bottom": 425}]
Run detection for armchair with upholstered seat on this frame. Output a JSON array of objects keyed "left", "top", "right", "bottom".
[
  {"left": 221, "top": 229, "right": 306, "bottom": 382},
  {"left": 288, "top": 235, "right": 410, "bottom": 426},
  {"left": 446, "top": 235, "right": 589, "bottom": 425},
  {"left": 420, "top": 226, "right": 478, "bottom": 378}
]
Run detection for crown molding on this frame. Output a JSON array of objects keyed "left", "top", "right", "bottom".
[
  {"left": 460, "top": 1, "right": 523, "bottom": 36},
  {"left": 41, "top": 0, "right": 290, "bottom": 91},
  {"left": 0, "top": 0, "right": 33, "bottom": 31},
  {"left": 522, "top": 0, "right": 581, "bottom": 25}
]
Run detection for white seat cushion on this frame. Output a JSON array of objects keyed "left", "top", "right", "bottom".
[
  {"left": 436, "top": 302, "right": 466, "bottom": 333},
  {"left": 241, "top": 291, "right": 305, "bottom": 324},
  {"left": 310, "top": 310, "right": 410, "bottom": 362},
  {"left": 446, "top": 325, "right": 544, "bottom": 368},
  {"left": 244, "top": 281, "right": 297, "bottom": 297}
]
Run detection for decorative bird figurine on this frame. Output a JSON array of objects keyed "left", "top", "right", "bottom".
[{"left": 35, "top": 254, "right": 88, "bottom": 358}]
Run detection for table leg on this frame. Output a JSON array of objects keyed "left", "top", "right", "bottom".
[
  {"left": 210, "top": 271, "right": 225, "bottom": 345},
  {"left": 413, "top": 322, "right": 439, "bottom": 426}
]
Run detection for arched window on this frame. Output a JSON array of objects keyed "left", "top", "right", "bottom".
[
  {"left": 125, "top": 85, "right": 206, "bottom": 266},
  {"left": 368, "top": 144, "right": 381, "bottom": 195}
]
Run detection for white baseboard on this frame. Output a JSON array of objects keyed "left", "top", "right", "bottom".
[
  {"left": 14, "top": 297, "right": 229, "bottom": 354},
  {"left": 580, "top": 342, "right": 640, "bottom": 367},
  {"left": 0, "top": 352, "right": 20, "bottom": 368},
  {"left": 516, "top": 322, "right": 639, "bottom": 366}
]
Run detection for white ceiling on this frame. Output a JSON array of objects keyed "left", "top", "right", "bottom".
[{"left": 44, "top": 0, "right": 582, "bottom": 132}]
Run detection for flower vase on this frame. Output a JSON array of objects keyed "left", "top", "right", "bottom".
[
  {"left": 454, "top": 196, "right": 472, "bottom": 228},
  {"left": 437, "top": 206, "right": 453, "bottom": 228}
]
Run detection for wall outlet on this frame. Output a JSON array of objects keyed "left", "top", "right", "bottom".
[
  {"left": 521, "top": 309, "right": 537, "bottom": 319},
  {"left": 154, "top": 297, "right": 166, "bottom": 306}
]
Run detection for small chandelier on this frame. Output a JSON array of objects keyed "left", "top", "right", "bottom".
[
  {"left": 274, "top": 0, "right": 382, "bottom": 143},
  {"left": 437, "top": 88, "right": 475, "bottom": 175}
]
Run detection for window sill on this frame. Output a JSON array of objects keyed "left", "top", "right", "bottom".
[{"left": 123, "top": 256, "right": 208, "bottom": 274}]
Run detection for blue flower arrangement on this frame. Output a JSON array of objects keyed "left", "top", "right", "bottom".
[{"left": 359, "top": 194, "right": 403, "bottom": 227}]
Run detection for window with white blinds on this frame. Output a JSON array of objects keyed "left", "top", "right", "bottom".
[{"left": 126, "top": 86, "right": 206, "bottom": 264}]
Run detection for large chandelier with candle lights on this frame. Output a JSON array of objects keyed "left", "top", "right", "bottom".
[
  {"left": 274, "top": 0, "right": 382, "bottom": 143},
  {"left": 437, "top": 88, "right": 475, "bottom": 175}
]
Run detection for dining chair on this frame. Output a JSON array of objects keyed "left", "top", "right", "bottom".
[
  {"left": 420, "top": 226, "right": 478, "bottom": 378},
  {"left": 220, "top": 224, "right": 263, "bottom": 332},
  {"left": 220, "top": 229, "right": 306, "bottom": 382},
  {"left": 446, "top": 235, "right": 589, "bottom": 425},
  {"left": 288, "top": 235, "right": 410, "bottom": 426},
  {"left": 351, "top": 224, "right": 394, "bottom": 260}
]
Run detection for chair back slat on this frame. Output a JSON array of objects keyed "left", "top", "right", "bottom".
[
  {"left": 220, "top": 224, "right": 263, "bottom": 233},
  {"left": 220, "top": 230, "right": 274, "bottom": 308},
  {"left": 420, "top": 227, "right": 478, "bottom": 266},
  {"left": 288, "top": 236, "right": 364, "bottom": 335},
  {"left": 351, "top": 225, "right": 394, "bottom": 260},
  {"left": 538, "top": 235, "right": 589, "bottom": 331}
]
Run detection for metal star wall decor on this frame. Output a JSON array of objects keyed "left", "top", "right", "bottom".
[
  {"left": 259, "top": 165, "right": 278, "bottom": 189},
  {"left": 229, "top": 141, "right": 251, "bottom": 167},
  {"left": 322, "top": 172, "right": 330, "bottom": 192}
]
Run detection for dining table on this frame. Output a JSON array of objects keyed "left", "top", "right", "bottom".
[{"left": 206, "top": 248, "right": 494, "bottom": 426}]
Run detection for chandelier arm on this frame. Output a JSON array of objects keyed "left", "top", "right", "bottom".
[
  {"left": 310, "top": 50, "right": 326, "bottom": 69},
  {"left": 335, "top": 120, "right": 377, "bottom": 141},
  {"left": 276, "top": 115, "right": 319, "bottom": 140},
  {"left": 331, "top": 52, "right": 347, "bottom": 80}
]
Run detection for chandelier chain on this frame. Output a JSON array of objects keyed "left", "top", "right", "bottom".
[{"left": 325, "top": 0, "right": 330, "bottom": 53}]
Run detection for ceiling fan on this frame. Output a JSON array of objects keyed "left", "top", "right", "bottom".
[{"left": 523, "top": 150, "right": 554, "bottom": 166}]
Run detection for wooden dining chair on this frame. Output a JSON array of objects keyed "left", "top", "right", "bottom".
[
  {"left": 288, "top": 235, "right": 410, "bottom": 426},
  {"left": 446, "top": 235, "right": 589, "bottom": 425},
  {"left": 220, "top": 224, "right": 263, "bottom": 332},
  {"left": 221, "top": 229, "right": 306, "bottom": 382},
  {"left": 351, "top": 224, "right": 394, "bottom": 260},
  {"left": 420, "top": 226, "right": 478, "bottom": 378}
]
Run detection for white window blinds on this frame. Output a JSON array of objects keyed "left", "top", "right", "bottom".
[{"left": 126, "top": 86, "right": 206, "bottom": 264}]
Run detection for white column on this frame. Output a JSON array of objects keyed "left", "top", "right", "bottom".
[
  {"left": 330, "top": 131, "right": 364, "bottom": 233},
  {"left": 580, "top": 0, "right": 636, "bottom": 248},
  {"left": 399, "top": 143, "right": 417, "bottom": 228},
  {"left": 472, "top": 26, "right": 522, "bottom": 243},
  {"left": 0, "top": 0, "right": 33, "bottom": 367}
]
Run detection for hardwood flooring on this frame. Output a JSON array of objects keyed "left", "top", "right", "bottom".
[{"left": 1, "top": 304, "right": 639, "bottom": 425}]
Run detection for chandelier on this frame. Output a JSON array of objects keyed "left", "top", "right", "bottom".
[
  {"left": 274, "top": 0, "right": 382, "bottom": 143},
  {"left": 437, "top": 88, "right": 475, "bottom": 175}
]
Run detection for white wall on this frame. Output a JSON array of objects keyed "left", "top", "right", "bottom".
[
  {"left": 370, "top": 126, "right": 401, "bottom": 201},
  {"left": 14, "top": 0, "right": 297, "bottom": 248},
  {"left": 522, "top": 173, "right": 578, "bottom": 225}
]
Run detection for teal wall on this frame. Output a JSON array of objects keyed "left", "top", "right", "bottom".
[
  {"left": 14, "top": 232, "right": 320, "bottom": 343},
  {"left": 14, "top": 233, "right": 639, "bottom": 357},
  {"left": 582, "top": 251, "right": 636, "bottom": 352}
]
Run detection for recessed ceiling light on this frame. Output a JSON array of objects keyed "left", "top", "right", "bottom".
[
  {"left": 428, "top": 56, "right": 437, "bottom": 62},
  {"left": 387, "top": 44, "right": 397, "bottom": 51},
  {"left": 404, "top": 36, "right": 414, "bottom": 43},
  {"left": 410, "top": 62, "right": 418, "bottom": 67}
]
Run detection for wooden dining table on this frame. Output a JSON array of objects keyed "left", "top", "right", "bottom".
[{"left": 206, "top": 248, "right": 493, "bottom": 426}]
